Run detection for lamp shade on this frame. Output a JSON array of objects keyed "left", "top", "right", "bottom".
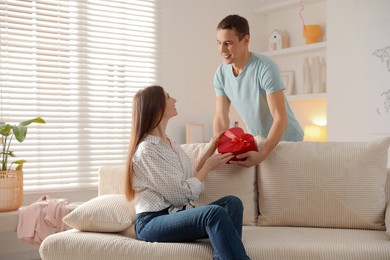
[{"left": 304, "top": 125, "right": 327, "bottom": 142}]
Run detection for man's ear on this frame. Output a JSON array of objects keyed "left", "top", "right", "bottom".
[{"left": 243, "top": 35, "right": 250, "bottom": 46}]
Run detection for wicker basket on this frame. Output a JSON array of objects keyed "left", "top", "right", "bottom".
[{"left": 0, "top": 170, "right": 23, "bottom": 212}]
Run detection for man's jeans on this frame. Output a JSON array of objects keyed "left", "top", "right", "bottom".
[{"left": 136, "top": 195, "right": 249, "bottom": 260}]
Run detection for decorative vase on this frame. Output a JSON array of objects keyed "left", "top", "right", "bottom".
[
  {"left": 0, "top": 170, "right": 23, "bottom": 212},
  {"left": 303, "top": 25, "right": 321, "bottom": 44},
  {"left": 302, "top": 57, "right": 312, "bottom": 94},
  {"left": 311, "top": 56, "right": 322, "bottom": 93}
]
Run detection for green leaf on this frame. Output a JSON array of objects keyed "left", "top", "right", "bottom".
[
  {"left": 12, "top": 160, "right": 26, "bottom": 170},
  {"left": 0, "top": 124, "right": 12, "bottom": 136},
  {"left": 20, "top": 117, "right": 46, "bottom": 127},
  {"left": 12, "top": 125, "right": 28, "bottom": 143}
]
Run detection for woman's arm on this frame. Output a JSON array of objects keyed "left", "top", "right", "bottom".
[
  {"left": 134, "top": 143, "right": 204, "bottom": 207},
  {"left": 196, "top": 132, "right": 222, "bottom": 172}
]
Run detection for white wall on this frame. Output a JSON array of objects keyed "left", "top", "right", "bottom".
[
  {"left": 161, "top": 0, "right": 260, "bottom": 143},
  {"left": 327, "top": 0, "right": 389, "bottom": 141},
  {"left": 327, "top": 0, "right": 390, "bottom": 164}
]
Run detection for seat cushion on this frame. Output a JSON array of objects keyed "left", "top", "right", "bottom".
[
  {"left": 181, "top": 143, "right": 258, "bottom": 226},
  {"left": 39, "top": 229, "right": 213, "bottom": 260},
  {"left": 39, "top": 227, "right": 390, "bottom": 260},
  {"left": 257, "top": 137, "right": 390, "bottom": 230},
  {"left": 243, "top": 226, "right": 390, "bottom": 260}
]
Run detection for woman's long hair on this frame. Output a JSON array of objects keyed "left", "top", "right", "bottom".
[{"left": 125, "top": 85, "right": 166, "bottom": 200}]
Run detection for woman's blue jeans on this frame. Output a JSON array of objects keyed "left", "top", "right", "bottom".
[{"left": 135, "top": 195, "right": 249, "bottom": 260}]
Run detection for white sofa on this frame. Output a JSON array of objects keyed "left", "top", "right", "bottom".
[{"left": 40, "top": 138, "right": 390, "bottom": 260}]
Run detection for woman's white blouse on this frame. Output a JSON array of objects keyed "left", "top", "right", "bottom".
[{"left": 133, "top": 135, "right": 204, "bottom": 214}]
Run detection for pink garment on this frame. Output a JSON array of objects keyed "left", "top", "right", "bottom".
[{"left": 17, "top": 195, "right": 69, "bottom": 245}]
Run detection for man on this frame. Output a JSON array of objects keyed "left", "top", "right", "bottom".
[{"left": 213, "top": 14, "right": 304, "bottom": 167}]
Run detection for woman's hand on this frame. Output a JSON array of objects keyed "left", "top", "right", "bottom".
[
  {"left": 204, "top": 152, "right": 233, "bottom": 172},
  {"left": 195, "top": 131, "right": 231, "bottom": 181},
  {"left": 196, "top": 131, "right": 225, "bottom": 173},
  {"left": 204, "top": 131, "right": 224, "bottom": 156},
  {"left": 196, "top": 152, "right": 233, "bottom": 181}
]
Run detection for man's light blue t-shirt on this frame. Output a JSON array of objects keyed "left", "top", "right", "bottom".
[{"left": 214, "top": 53, "right": 304, "bottom": 141}]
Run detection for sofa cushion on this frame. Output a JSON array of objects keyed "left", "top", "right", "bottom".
[
  {"left": 257, "top": 137, "right": 390, "bottom": 230},
  {"left": 181, "top": 143, "right": 258, "bottom": 226},
  {"left": 243, "top": 226, "right": 390, "bottom": 259},
  {"left": 40, "top": 229, "right": 214, "bottom": 260},
  {"left": 63, "top": 194, "right": 135, "bottom": 232},
  {"left": 39, "top": 226, "right": 390, "bottom": 260}
]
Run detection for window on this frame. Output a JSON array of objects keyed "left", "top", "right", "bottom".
[{"left": 0, "top": 0, "right": 160, "bottom": 192}]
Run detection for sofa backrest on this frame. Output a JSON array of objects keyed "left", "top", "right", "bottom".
[
  {"left": 98, "top": 165, "right": 126, "bottom": 195},
  {"left": 257, "top": 137, "right": 390, "bottom": 231},
  {"left": 98, "top": 166, "right": 390, "bottom": 215},
  {"left": 98, "top": 139, "right": 390, "bottom": 228}
]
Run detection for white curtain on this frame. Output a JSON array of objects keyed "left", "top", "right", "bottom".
[{"left": 0, "top": 0, "right": 160, "bottom": 192}]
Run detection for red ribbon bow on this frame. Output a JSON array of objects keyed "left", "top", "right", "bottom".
[
  {"left": 217, "top": 127, "right": 258, "bottom": 162},
  {"left": 224, "top": 130, "right": 255, "bottom": 153}
]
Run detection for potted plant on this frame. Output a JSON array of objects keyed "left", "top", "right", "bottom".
[{"left": 0, "top": 117, "right": 46, "bottom": 212}]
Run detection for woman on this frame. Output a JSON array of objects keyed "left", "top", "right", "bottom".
[{"left": 125, "top": 85, "right": 249, "bottom": 260}]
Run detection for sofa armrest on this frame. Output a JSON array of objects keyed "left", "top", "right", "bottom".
[
  {"left": 98, "top": 165, "right": 126, "bottom": 195},
  {"left": 386, "top": 202, "right": 390, "bottom": 239}
]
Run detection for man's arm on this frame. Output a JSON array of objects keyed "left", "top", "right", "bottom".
[
  {"left": 233, "top": 90, "right": 287, "bottom": 167},
  {"left": 213, "top": 96, "right": 231, "bottom": 135},
  {"left": 260, "top": 90, "right": 288, "bottom": 158}
]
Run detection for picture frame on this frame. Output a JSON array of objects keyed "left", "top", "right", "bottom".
[
  {"left": 281, "top": 71, "right": 295, "bottom": 95},
  {"left": 185, "top": 123, "right": 204, "bottom": 144}
]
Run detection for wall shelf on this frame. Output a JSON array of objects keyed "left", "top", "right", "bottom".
[
  {"left": 254, "top": 0, "right": 326, "bottom": 15},
  {"left": 261, "top": 41, "right": 326, "bottom": 57}
]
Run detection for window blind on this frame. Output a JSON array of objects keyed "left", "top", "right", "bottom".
[{"left": 0, "top": 0, "right": 160, "bottom": 192}]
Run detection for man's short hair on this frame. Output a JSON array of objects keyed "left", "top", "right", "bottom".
[{"left": 217, "top": 14, "right": 250, "bottom": 41}]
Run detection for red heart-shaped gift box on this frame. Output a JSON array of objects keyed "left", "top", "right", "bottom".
[{"left": 217, "top": 127, "right": 258, "bottom": 162}]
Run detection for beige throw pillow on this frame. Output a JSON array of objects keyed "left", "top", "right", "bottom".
[
  {"left": 63, "top": 194, "right": 135, "bottom": 232},
  {"left": 386, "top": 202, "right": 390, "bottom": 239},
  {"left": 181, "top": 143, "right": 258, "bottom": 226},
  {"left": 257, "top": 137, "right": 390, "bottom": 230}
]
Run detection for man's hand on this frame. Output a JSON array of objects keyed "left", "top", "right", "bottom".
[{"left": 230, "top": 150, "right": 265, "bottom": 168}]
